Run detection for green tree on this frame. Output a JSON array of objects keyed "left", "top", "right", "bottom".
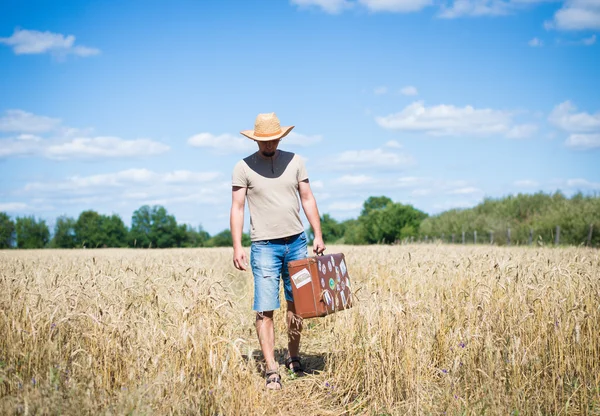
[
  {"left": 74, "top": 210, "right": 104, "bottom": 248},
  {"left": 340, "top": 219, "right": 367, "bottom": 245},
  {"left": 130, "top": 205, "right": 185, "bottom": 248},
  {"left": 101, "top": 214, "right": 129, "bottom": 247},
  {"left": 52, "top": 215, "right": 77, "bottom": 248},
  {"left": 360, "top": 196, "right": 393, "bottom": 216},
  {"left": 208, "top": 230, "right": 233, "bottom": 247},
  {"left": 360, "top": 202, "right": 427, "bottom": 244},
  {"left": 15, "top": 216, "right": 50, "bottom": 248},
  {"left": 181, "top": 224, "right": 211, "bottom": 247},
  {"left": 130, "top": 205, "right": 153, "bottom": 247},
  {"left": 419, "top": 191, "right": 600, "bottom": 246},
  {"left": 207, "top": 230, "right": 250, "bottom": 247},
  {"left": 0, "top": 212, "right": 16, "bottom": 248},
  {"left": 320, "top": 214, "right": 344, "bottom": 243},
  {"left": 154, "top": 206, "right": 185, "bottom": 248},
  {"left": 73, "top": 211, "right": 128, "bottom": 248}
]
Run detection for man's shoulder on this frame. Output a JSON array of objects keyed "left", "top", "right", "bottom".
[
  {"left": 279, "top": 150, "right": 295, "bottom": 158},
  {"left": 234, "top": 153, "right": 257, "bottom": 169},
  {"left": 279, "top": 150, "right": 303, "bottom": 163}
]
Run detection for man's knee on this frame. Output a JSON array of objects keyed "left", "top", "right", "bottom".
[{"left": 256, "top": 310, "right": 274, "bottom": 321}]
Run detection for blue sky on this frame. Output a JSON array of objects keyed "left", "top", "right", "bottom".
[{"left": 1, "top": 0, "right": 599, "bottom": 235}]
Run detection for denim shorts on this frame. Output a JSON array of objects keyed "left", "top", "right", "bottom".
[{"left": 250, "top": 232, "right": 308, "bottom": 312}]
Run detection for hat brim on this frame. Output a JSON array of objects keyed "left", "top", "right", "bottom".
[{"left": 240, "top": 125, "right": 294, "bottom": 141}]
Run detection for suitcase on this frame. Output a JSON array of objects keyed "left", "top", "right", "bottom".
[{"left": 288, "top": 253, "right": 353, "bottom": 319}]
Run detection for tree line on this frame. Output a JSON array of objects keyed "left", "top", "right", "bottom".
[
  {"left": 1, "top": 192, "right": 598, "bottom": 249},
  {"left": 419, "top": 191, "right": 600, "bottom": 246},
  {"left": 0, "top": 205, "right": 250, "bottom": 249},
  {"left": 317, "top": 192, "right": 599, "bottom": 247}
]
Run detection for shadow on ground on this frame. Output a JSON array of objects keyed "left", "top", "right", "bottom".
[{"left": 242, "top": 348, "right": 327, "bottom": 375}]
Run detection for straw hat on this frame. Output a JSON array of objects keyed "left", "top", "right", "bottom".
[{"left": 240, "top": 112, "right": 294, "bottom": 142}]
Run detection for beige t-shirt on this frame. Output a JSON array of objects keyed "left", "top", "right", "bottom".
[{"left": 232, "top": 150, "right": 308, "bottom": 241}]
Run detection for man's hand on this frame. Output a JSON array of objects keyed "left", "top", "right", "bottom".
[
  {"left": 312, "top": 236, "right": 326, "bottom": 256},
  {"left": 233, "top": 247, "right": 248, "bottom": 271}
]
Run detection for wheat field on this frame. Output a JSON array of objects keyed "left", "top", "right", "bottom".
[{"left": 0, "top": 245, "right": 599, "bottom": 415}]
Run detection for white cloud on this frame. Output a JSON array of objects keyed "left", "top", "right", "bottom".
[
  {"left": 325, "top": 174, "right": 426, "bottom": 194},
  {"left": 432, "top": 199, "right": 478, "bottom": 211},
  {"left": 9, "top": 171, "right": 230, "bottom": 234},
  {"left": 442, "top": 179, "right": 469, "bottom": 188},
  {"left": 187, "top": 132, "right": 255, "bottom": 154},
  {"left": 400, "top": 85, "right": 419, "bottom": 96},
  {"left": 514, "top": 179, "right": 539, "bottom": 187},
  {"left": 17, "top": 134, "right": 43, "bottom": 142},
  {"left": 447, "top": 186, "right": 483, "bottom": 195},
  {"left": 144, "top": 192, "right": 222, "bottom": 206},
  {"left": 384, "top": 140, "right": 403, "bottom": 148},
  {"left": 565, "top": 178, "right": 600, "bottom": 189},
  {"left": 333, "top": 175, "right": 376, "bottom": 185},
  {"left": 0, "top": 202, "right": 30, "bottom": 212},
  {"left": 506, "top": 124, "right": 538, "bottom": 138},
  {"left": 565, "top": 133, "right": 600, "bottom": 149},
  {"left": 549, "top": 101, "right": 600, "bottom": 149},
  {"left": 0, "top": 110, "right": 61, "bottom": 133},
  {"left": 582, "top": 34, "right": 597, "bottom": 45},
  {"left": 411, "top": 188, "right": 432, "bottom": 196},
  {"left": 71, "top": 45, "right": 100, "bottom": 57},
  {"left": 164, "top": 171, "right": 223, "bottom": 183},
  {"left": 331, "top": 147, "right": 416, "bottom": 170},
  {"left": 376, "top": 101, "right": 524, "bottom": 137},
  {"left": 0, "top": 138, "right": 39, "bottom": 158},
  {"left": 546, "top": 0, "right": 600, "bottom": 30},
  {"left": 439, "top": 0, "right": 555, "bottom": 18},
  {"left": 439, "top": 0, "right": 511, "bottom": 18},
  {"left": 45, "top": 137, "right": 170, "bottom": 159},
  {"left": 0, "top": 109, "right": 170, "bottom": 159},
  {"left": 327, "top": 201, "right": 363, "bottom": 211},
  {"left": 549, "top": 101, "right": 600, "bottom": 132},
  {"left": 374, "top": 86, "right": 388, "bottom": 95},
  {"left": 555, "top": 34, "right": 598, "bottom": 45},
  {"left": 397, "top": 176, "right": 424, "bottom": 187},
  {"left": 359, "top": 0, "right": 432, "bottom": 12},
  {"left": 308, "top": 180, "right": 324, "bottom": 190},
  {"left": 1, "top": 136, "right": 170, "bottom": 159},
  {"left": 528, "top": 37, "right": 543, "bottom": 46},
  {"left": 292, "top": 0, "right": 431, "bottom": 13},
  {"left": 290, "top": 0, "right": 353, "bottom": 13},
  {"left": 292, "top": 0, "right": 561, "bottom": 17},
  {"left": 0, "top": 28, "right": 100, "bottom": 57},
  {"left": 285, "top": 131, "right": 323, "bottom": 146},
  {"left": 24, "top": 169, "right": 222, "bottom": 194}
]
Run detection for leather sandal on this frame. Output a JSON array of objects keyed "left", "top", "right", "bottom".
[
  {"left": 285, "top": 356, "right": 305, "bottom": 375},
  {"left": 265, "top": 369, "right": 282, "bottom": 390}
]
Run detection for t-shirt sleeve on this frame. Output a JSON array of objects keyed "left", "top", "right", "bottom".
[
  {"left": 232, "top": 161, "right": 248, "bottom": 187},
  {"left": 296, "top": 155, "right": 309, "bottom": 182}
]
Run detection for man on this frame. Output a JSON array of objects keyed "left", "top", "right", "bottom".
[{"left": 230, "top": 112, "right": 325, "bottom": 390}]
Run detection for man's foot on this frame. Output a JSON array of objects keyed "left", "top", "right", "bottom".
[
  {"left": 265, "top": 369, "right": 282, "bottom": 390},
  {"left": 285, "top": 356, "right": 305, "bottom": 377}
]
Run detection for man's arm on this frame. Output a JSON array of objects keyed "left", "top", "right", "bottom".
[
  {"left": 230, "top": 186, "right": 248, "bottom": 271},
  {"left": 298, "top": 179, "right": 326, "bottom": 255}
]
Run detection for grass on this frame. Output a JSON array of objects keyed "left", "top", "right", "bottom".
[{"left": 0, "top": 244, "right": 599, "bottom": 415}]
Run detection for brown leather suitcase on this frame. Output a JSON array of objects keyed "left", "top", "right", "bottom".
[{"left": 288, "top": 253, "right": 353, "bottom": 319}]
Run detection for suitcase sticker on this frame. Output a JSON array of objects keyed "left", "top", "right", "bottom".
[
  {"left": 288, "top": 253, "right": 353, "bottom": 319},
  {"left": 291, "top": 268, "right": 312, "bottom": 289}
]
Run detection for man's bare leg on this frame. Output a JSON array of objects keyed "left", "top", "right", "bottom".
[
  {"left": 286, "top": 300, "right": 304, "bottom": 372},
  {"left": 256, "top": 311, "right": 280, "bottom": 389}
]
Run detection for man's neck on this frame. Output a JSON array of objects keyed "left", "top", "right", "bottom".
[{"left": 257, "top": 149, "right": 280, "bottom": 160}]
